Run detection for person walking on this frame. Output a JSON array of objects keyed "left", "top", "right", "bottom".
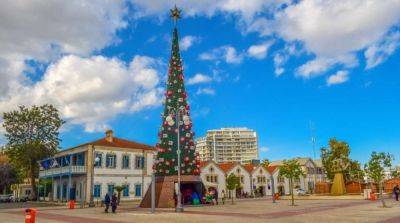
[
  {"left": 104, "top": 193, "right": 111, "bottom": 213},
  {"left": 393, "top": 185, "right": 399, "bottom": 201},
  {"left": 221, "top": 190, "right": 226, "bottom": 205},
  {"left": 214, "top": 189, "right": 219, "bottom": 205},
  {"left": 111, "top": 193, "right": 118, "bottom": 213}
]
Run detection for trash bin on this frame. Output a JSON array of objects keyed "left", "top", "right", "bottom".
[
  {"left": 68, "top": 200, "right": 75, "bottom": 209},
  {"left": 25, "top": 208, "right": 36, "bottom": 223},
  {"left": 370, "top": 192, "right": 377, "bottom": 201}
]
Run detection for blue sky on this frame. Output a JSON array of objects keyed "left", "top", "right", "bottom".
[{"left": 0, "top": 1, "right": 399, "bottom": 164}]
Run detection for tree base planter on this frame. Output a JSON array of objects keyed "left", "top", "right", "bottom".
[{"left": 140, "top": 175, "right": 203, "bottom": 208}]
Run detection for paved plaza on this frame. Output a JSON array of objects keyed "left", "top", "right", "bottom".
[{"left": 2, "top": 198, "right": 400, "bottom": 223}]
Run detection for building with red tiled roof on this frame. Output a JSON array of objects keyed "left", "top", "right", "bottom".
[
  {"left": 269, "top": 157, "right": 327, "bottom": 194},
  {"left": 39, "top": 130, "right": 155, "bottom": 204},
  {"left": 199, "top": 160, "right": 313, "bottom": 197},
  {"left": 200, "top": 161, "right": 280, "bottom": 198},
  {"left": 266, "top": 165, "right": 278, "bottom": 174},
  {"left": 217, "top": 162, "right": 238, "bottom": 173}
]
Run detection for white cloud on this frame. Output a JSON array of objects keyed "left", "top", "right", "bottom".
[
  {"left": 187, "top": 73, "right": 212, "bottom": 85},
  {"left": 273, "top": 53, "right": 286, "bottom": 76},
  {"left": 196, "top": 87, "right": 215, "bottom": 95},
  {"left": 247, "top": 41, "right": 274, "bottom": 59},
  {"left": 276, "top": 1, "right": 400, "bottom": 57},
  {"left": 296, "top": 54, "right": 358, "bottom": 79},
  {"left": 199, "top": 45, "right": 243, "bottom": 64},
  {"left": 365, "top": 31, "right": 400, "bottom": 69},
  {"left": 0, "top": 1, "right": 128, "bottom": 114},
  {"left": 130, "top": 0, "right": 287, "bottom": 21},
  {"left": 327, "top": 70, "right": 349, "bottom": 86},
  {"left": 0, "top": 1, "right": 126, "bottom": 60},
  {"left": 131, "top": 0, "right": 400, "bottom": 81},
  {"left": 260, "top": 146, "right": 269, "bottom": 152},
  {"left": 0, "top": 55, "right": 163, "bottom": 132},
  {"left": 180, "top": 36, "right": 200, "bottom": 51},
  {"left": 273, "top": 0, "right": 400, "bottom": 76}
]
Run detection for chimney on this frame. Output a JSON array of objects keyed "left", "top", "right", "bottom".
[{"left": 105, "top": 130, "right": 114, "bottom": 142}]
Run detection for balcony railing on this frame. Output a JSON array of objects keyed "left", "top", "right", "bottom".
[{"left": 39, "top": 165, "right": 86, "bottom": 178}]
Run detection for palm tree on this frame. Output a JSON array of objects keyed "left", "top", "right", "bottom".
[{"left": 114, "top": 185, "right": 126, "bottom": 205}]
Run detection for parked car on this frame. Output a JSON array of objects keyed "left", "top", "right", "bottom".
[
  {"left": 18, "top": 195, "right": 29, "bottom": 202},
  {"left": 0, "top": 194, "right": 13, "bottom": 203},
  {"left": 294, "top": 188, "right": 307, "bottom": 196}
]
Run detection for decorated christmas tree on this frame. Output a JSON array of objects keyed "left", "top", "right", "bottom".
[{"left": 154, "top": 7, "right": 200, "bottom": 177}]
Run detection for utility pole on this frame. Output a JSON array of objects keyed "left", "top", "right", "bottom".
[
  {"left": 271, "top": 175, "right": 276, "bottom": 204},
  {"left": 309, "top": 121, "right": 317, "bottom": 193}
]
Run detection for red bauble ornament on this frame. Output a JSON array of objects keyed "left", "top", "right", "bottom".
[
  {"left": 178, "top": 74, "right": 184, "bottom": 80},
  {"left": 184, "top": 156, "right": 189, "bottom": 162},
  {"left": 166, "top": 90, "right": 173, "bottom": 97},
  {"left": 181, "top": 92, "right": 187, "bottom": 98},
  {"left": 185, "top": 104, "right": 190, "bottom": 110},
  {"left": 180, "top": 137, "right": 185, "bottom": 142}
]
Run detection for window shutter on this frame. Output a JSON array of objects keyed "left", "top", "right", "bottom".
[{"left": 106, "top": 155, "right": 110, "bottom": 167}]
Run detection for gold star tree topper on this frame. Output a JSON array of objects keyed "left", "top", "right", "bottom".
[{"left": 170, "top": 5, "right": 181, "bottom": 25}]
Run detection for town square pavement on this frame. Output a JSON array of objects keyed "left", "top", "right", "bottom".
[{"left": 1, "top": 197, "right": 400, "bottom": 223}]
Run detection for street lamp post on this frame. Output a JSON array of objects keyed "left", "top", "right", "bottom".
[
  {"left": 175, "top": 105, "right": 184, "bottom": 213},
  {"left": 271, "top": 175, "right": 276, "bottom": 204},
  {"left": 89, "top": 148, "right": 100, "bottom": 207}
]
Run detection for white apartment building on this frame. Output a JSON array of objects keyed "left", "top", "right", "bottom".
[
  {"left": 196, "top": 128, "right": 258, "bottom": 164},
  {"left": 38, "top": 130, "right": 155, "bottom": 204}
]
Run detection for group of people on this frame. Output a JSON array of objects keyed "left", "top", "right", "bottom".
[
  {"left": 204, "top": 189, "right": 226, "bottom": 205},
  {"left": 102, "top": 187, "right": 230, "bottom": 214},
  {"left": 177, "top": 187, "right": 227, "bottom": 206},
  {"left": 104, "top": 193, "right": 118, "bottom": 213}
]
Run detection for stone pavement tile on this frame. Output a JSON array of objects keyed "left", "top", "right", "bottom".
[
  {"left": 0, "top": 212, "right": 66, "bottom": 223},
  {"left": 3, "top": 199, "right": 400, "bottom": 223},
  {"left": 273, "top": 200, "right": 400, "bottom": 223}
]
